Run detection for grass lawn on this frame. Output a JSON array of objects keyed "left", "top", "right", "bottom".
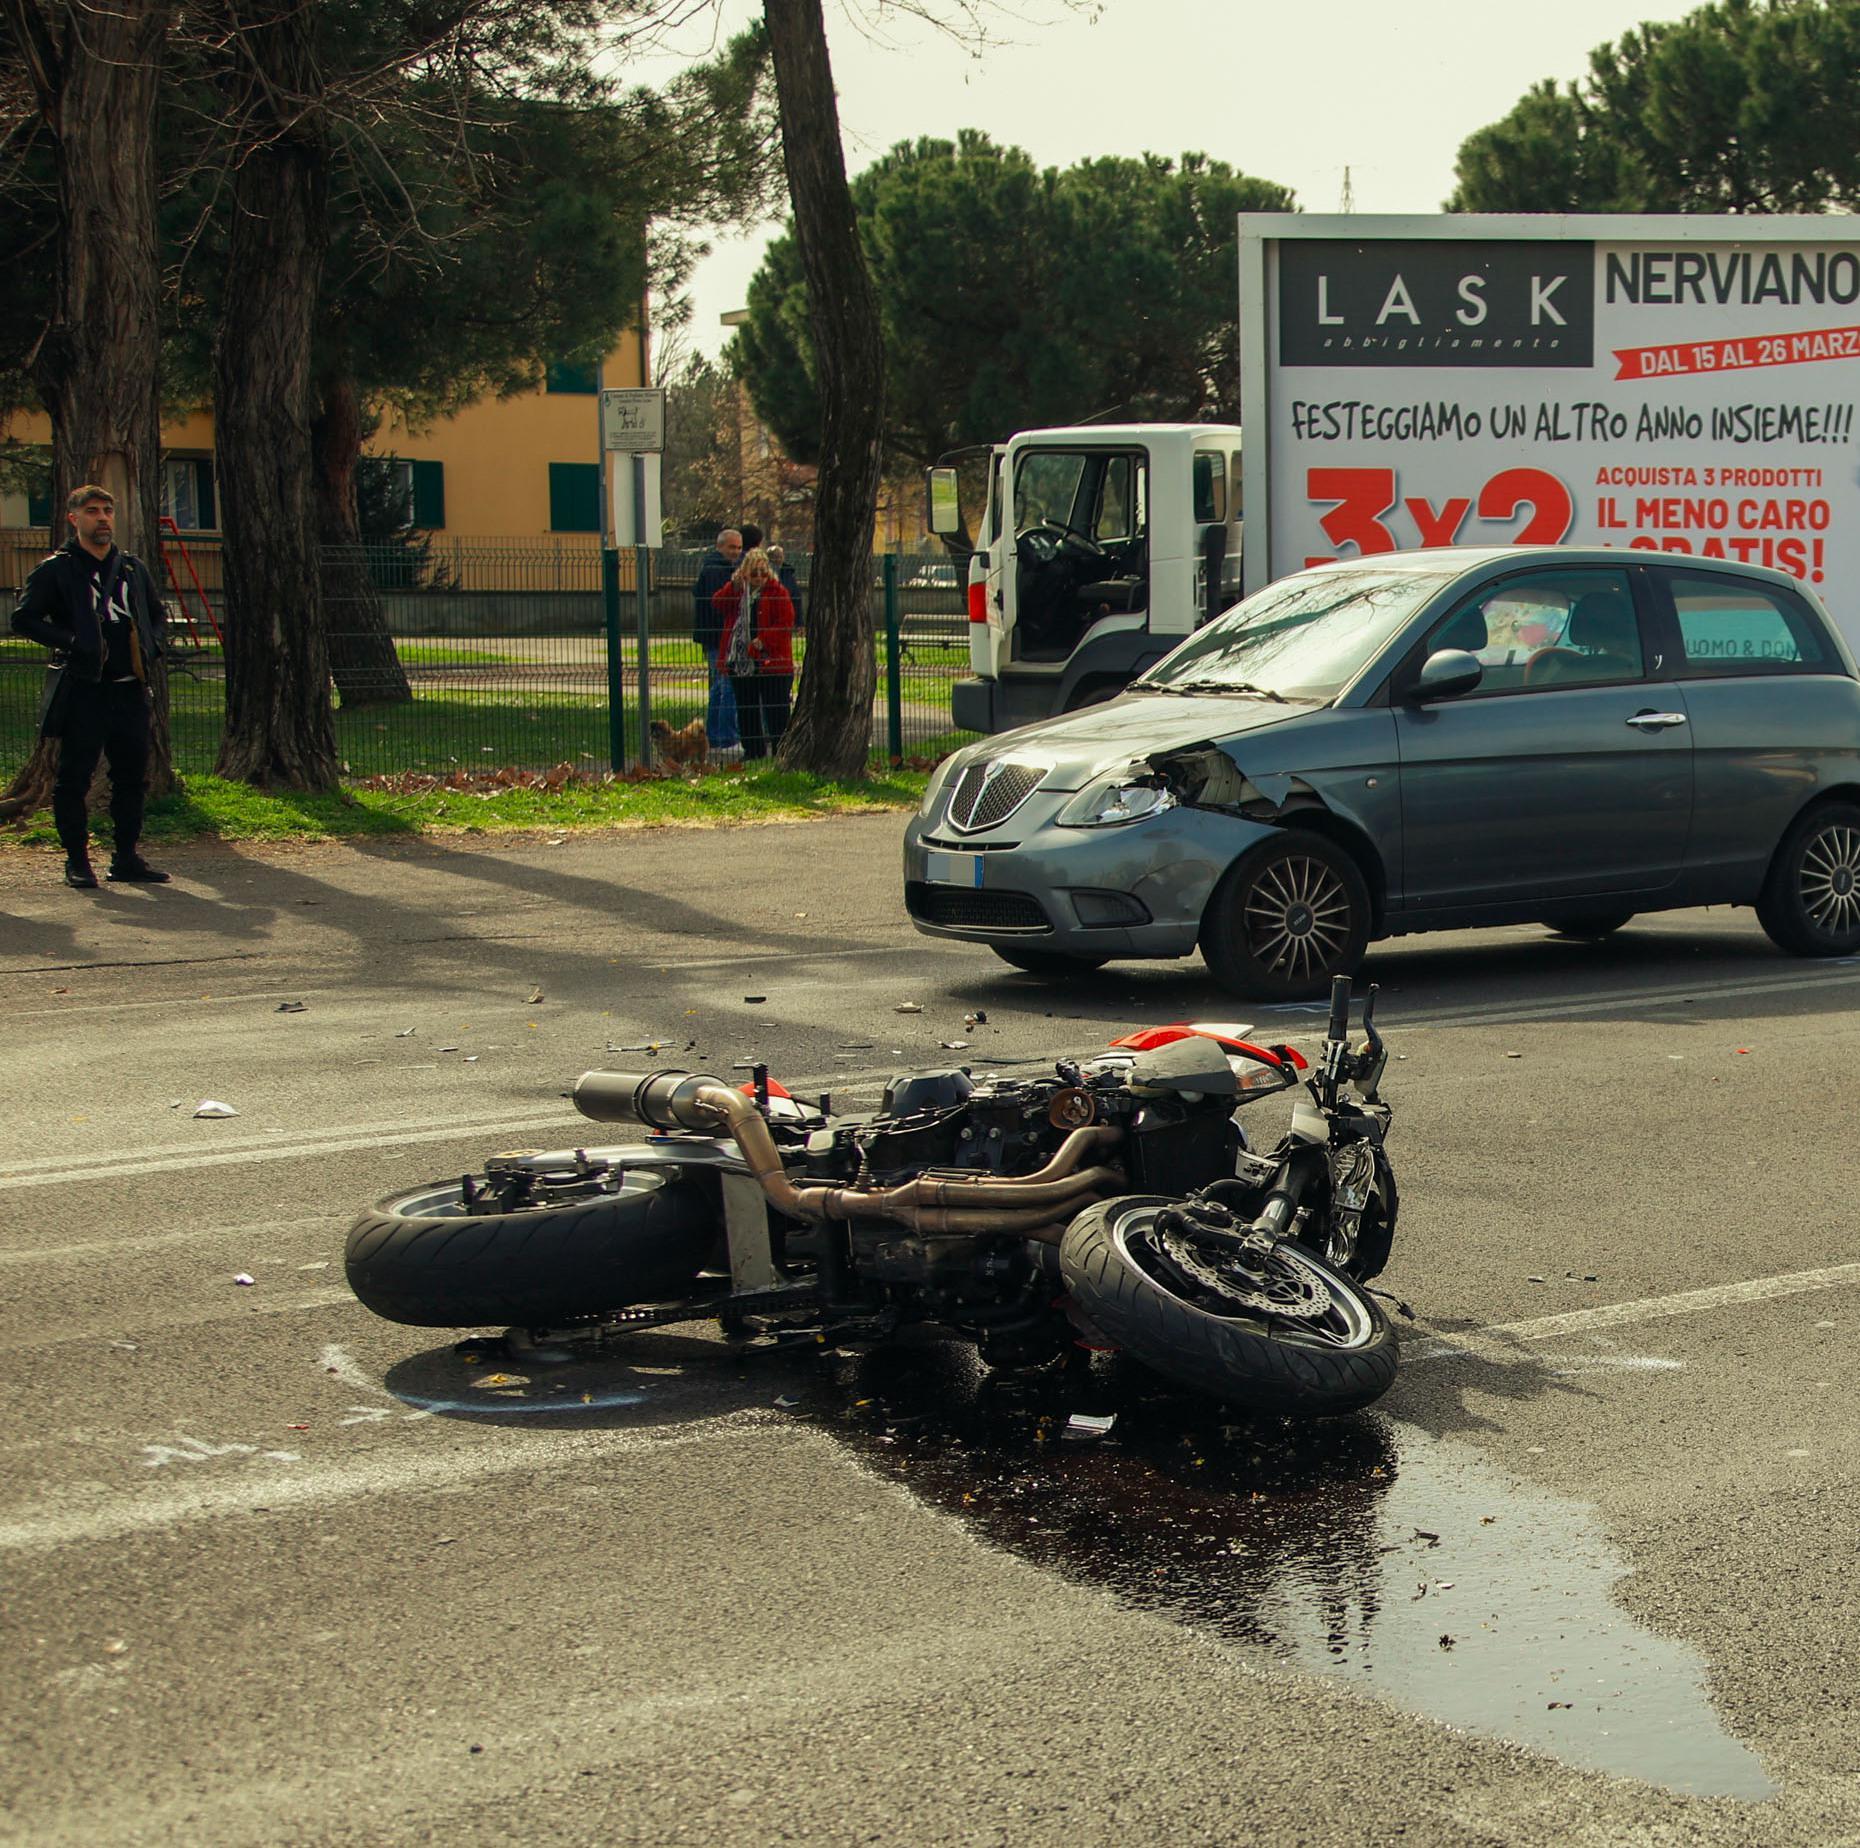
[{"left": 4, "top": 762, "right": 932, "bottom": 848}]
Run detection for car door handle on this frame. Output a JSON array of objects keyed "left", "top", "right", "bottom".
[{"left": 1626, "top": 711, "right": 1688, "bottom": 732}]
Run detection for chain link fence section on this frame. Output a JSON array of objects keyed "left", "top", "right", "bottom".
[{"left": 0, "top": 531, "right": 978, "bottom": 782}]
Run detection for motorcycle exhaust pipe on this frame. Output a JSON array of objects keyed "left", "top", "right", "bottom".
[{"left": 573, "top": 1070, "right": 727, "bottom": 1133}]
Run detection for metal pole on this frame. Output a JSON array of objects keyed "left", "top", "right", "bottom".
[
  {"left": 602, "top": 546, "right": 626, "bottom": 774},
  {"left": 634, "top": 543, "right": 654, "bottom": 768},
  {"left": 883, "top": 551, "right": 903, "bottom": 763}
]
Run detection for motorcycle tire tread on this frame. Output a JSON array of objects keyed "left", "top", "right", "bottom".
[
  {"left": 1060, "top": 1197, "right": 1398, "bottom": 1416},
  {"left": 345, "top": 1176, "right": 714, "bottom": 1329}
]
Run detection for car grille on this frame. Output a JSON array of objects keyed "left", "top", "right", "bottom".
[
  {"left": 906, "top": 883, "right": 1050, "bottom": 932},
  {"left": 945, "top": 760, "right": 1046, "bottom": 834}
]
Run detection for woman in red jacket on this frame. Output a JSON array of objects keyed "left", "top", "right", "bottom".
[{"left": 712, "top": 546, "right": 796, "bottom": 760}]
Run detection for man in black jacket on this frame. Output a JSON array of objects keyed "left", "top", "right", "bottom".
[
  {"left": 691, "top": 526, "right": 742, "bottom": 755},
  {"left": 11, "top": 484, "right": 170, "bottom": 888}
]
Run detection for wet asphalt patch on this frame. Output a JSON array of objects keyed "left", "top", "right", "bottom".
[{"left": 396, "top": 1330, "right": 1775, "bottom": 1801}]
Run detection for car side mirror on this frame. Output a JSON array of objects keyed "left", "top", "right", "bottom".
[{"left": 1408, "top": 648, "right": 1483, "bottom": 703}]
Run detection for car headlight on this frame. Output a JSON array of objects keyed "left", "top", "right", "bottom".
[
  {"left": 917, "top": 751, "right": 965, "bottom": 818},
  {"left": 1055, "top": 778, "right": 1178, "bottom": 828}
]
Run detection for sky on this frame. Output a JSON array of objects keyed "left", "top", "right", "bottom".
[{"left": 626, "top": 0, "right": 1702, "bottom": 363}]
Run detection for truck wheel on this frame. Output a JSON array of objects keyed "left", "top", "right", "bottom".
[
  {"left": 1541, "top": 907, "right": 1635, "bottom": 940},
  {"left": 1201, "top": 831, "right": 1370, "bottom": 1002},
  {"left": 1062, "top": 678, "right": 1123, "bottom": 713}
]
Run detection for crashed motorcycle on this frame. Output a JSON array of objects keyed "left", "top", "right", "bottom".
[{"left": 345, "top": 978, "right": 1402, "bottom": 1415}]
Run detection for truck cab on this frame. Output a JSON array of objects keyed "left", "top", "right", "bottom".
[{"left": 931, "top": 423, "right": 1243, "bottom": 734}]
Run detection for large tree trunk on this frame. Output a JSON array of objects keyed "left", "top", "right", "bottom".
[
  {"left": 0, "top": 0, "right": 175, "bottom": 823},
  {"left": 313, "top": 372, "right": 412, "bottom": 706},
  {"left": 211, "top": 0, "right": 341, "bottom": 790},
  {"left": 763, "top": 0, "right": 885, "bottom": 779}
]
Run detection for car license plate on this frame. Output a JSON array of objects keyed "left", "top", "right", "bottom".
[{"left": 925, "top": 850, "right": 984, "bottom": 887}]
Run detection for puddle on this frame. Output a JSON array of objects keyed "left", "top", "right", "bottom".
[{"left": 800, "top": 1337, "right": 1774, "bottom": 1801}]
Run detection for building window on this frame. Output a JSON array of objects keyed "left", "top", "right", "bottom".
[
  {"left": 549, "top": 462, "right": 602, "bottom": 533},
  {"left": 358, "top": 457, "right": 445, "bottom": 531},
  {"left": 545, "top": 360, "right": 601, "bottom": 395},
  {"left": 160, "top": 456, "right": 217, "bottom": 531}
]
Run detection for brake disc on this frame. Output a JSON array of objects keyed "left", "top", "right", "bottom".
[{"left": 1156, "top": 1221, "right": 1332, "bottom": 1321}]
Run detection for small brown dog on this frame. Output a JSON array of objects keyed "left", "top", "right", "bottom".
[{"left": 650, "top": 715, "right": 710, "bottom": 770}]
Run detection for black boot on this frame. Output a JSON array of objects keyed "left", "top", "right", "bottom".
[
  {"left": 64, "top": 855, "right": 99, "bottom": 889},
  {"left": 108, "top": 850, "right": 170, "bottom": 884}
]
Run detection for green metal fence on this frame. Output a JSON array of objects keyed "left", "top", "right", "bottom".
[{"left": 0, "top": 533, "right": 978, "bottom": 781}]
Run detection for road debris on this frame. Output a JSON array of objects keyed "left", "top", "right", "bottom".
[
  {"left": 1063, "top": 1412, "right": 1116, "bottom": 1442},
  {"left": 894, "top": 1002, "right": 924, "bottom": 1014},
  {"left": 395, "top": 1027, "right": 416, "bottom": 1038},
  {"left": 233, "top": 1272, "right": 256, "bottom": 1286},
  {"left": 275, "top": 1001, "right": 307, "bottom": 1014},
  {"left": 744, "top": 995, "right": 767, "bottom": 1005},
  {"left": 527, "top": 986, "right": 545, "bottom": 1004},
  {"left": 193, "top": 1100, "right": 239, "bottom": 1119}
]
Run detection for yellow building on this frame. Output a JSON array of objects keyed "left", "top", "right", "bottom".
[{"left": 0, "top": 329, "right": 652, "bottom": 544}]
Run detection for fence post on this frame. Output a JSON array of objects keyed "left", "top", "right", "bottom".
[
  {"left": 883, "top": 551, "right": 903, "bottom": 763},
  {"left": 634, "top": 544, "right": 654, "bottom": 769},
  {"left": 602, "top": 546, "right": 627, "bottom": 773}
]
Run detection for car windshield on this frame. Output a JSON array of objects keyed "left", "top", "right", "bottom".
[{"left": 1137, "top": 567, "right": 1457, "bottom": 702}]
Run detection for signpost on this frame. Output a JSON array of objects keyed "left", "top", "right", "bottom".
[
  {"left": 1239, "top": 215, "right": 1860, "bottom": 647},
  {"left": 598, "top": 385, "right": 667, "bottom": 772}
]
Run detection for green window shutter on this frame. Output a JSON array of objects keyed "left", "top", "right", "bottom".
[
  {"left": 548, "top": 462, "right": 601, "bottom": 534},
  {"left": 545, "top": 360, "right": 600, "bottom": 395},
  {"left": 411, "top": 459, "right": 445, "bottom": 529}
]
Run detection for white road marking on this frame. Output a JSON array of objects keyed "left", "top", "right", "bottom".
[
  {"left": 6, "top": 950, "right": 1857, "bottom": 1192},
  {"left": 0, "top": 1108, "right": 583, "bottom": 1190},
  {"left": 1393, "top": 961, "right": 1860, "bottom": 1033},
  {"left": 1405, "top": 1260, "right": 1860, "bottom": 1364},
  {"left": 0, "top": 1414, "right": 780, "bottom": 1554}
]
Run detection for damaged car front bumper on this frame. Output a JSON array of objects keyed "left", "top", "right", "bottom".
[{"left": 902, "top": 794, "right": 1276, "bottom": 959}]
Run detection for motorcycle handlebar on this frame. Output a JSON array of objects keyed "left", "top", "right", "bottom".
[{"left": 1326, "top": 975, "right": 1351, "bottom": 1046}]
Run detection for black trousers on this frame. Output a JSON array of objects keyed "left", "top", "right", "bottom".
[
  {"left": 54, "top": 679, "right": 150, "bottom": 859},
  {"left": 733, "top": 672, "right": 792, "bottom": 760}
]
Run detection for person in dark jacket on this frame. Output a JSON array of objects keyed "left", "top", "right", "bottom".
[
  {"left": 10, "top": 484, "right": 169, "bottom": 888},
  {"left": 690, "top": 527, "right": 742, "bottom": 754},
  {"left": 712, "top": 547, "right": 796, "bottom": 761}
]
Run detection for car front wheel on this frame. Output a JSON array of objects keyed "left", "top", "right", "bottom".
[
  {"left": 1201, "top": 831, "right": 1371, "bottom": 1001},
  {"left": 1757, "top": 800, "right": 1860, "bottom": 956}
]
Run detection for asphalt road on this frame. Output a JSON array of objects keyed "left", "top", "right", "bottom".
[{"left": 3, "top": 814, "right": 1859, "bottom": 1845}]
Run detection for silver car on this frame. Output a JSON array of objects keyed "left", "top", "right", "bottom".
[{"left": 903, "top": 547, "right": 1860, "bottom": 999}]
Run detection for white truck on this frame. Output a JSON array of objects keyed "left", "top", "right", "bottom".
[{"left": 928, "top": 422, "right": 1244, "bottom": 734}]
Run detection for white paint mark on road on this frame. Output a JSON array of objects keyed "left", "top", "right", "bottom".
[
  {"left": 1, "top": 1414, "right": 780, "bottom": 1554},
  {"left": 1406, "top": 1260, "right": 1860, "bottom": 1364},
  {"left": 319, "top": 1342, "right": 385, "bottom": 1396}
]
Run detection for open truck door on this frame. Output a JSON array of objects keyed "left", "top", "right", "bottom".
[{"left": 931, "top": 423, "right": 1242, "bottom": 735}]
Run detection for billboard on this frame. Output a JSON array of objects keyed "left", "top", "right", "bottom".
[{"left": 1239, "top": 216, "right": 1860, "bottom": 640}]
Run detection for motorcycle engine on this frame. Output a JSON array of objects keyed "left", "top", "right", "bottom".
[{"left": 802, "top": 1057, "right": 1244, "bottom": 1193}]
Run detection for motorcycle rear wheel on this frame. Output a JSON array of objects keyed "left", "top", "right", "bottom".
[
  {"left": 1060, "top": 1195, "right": 1397, "bottom": 1416},
  {"left": 345, "top": 1163, "right": 715, "bottom": 1329}
]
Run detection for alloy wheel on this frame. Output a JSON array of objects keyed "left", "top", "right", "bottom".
[
  {"left": 1799, "top": 822, "right": 1860, "bottom": 935},
  {"left": 1242, "top": 854, "right": 1354, "bottom": 984}
]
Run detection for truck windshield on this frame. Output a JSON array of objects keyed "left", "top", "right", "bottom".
[
  {"left": 1015, "top": 452, "right": 1088, "bottom": 531},
  {"left": 1136, "top": 567, "right": 1455, "bottom": 703}
]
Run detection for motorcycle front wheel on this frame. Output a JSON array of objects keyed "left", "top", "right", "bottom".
[
  {"left": 1060, "top": 1195, "right": 1397, "bottom": 1416},
  {"left": 345, "top": 1161, "right": 715, "bottom": 1329}
]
